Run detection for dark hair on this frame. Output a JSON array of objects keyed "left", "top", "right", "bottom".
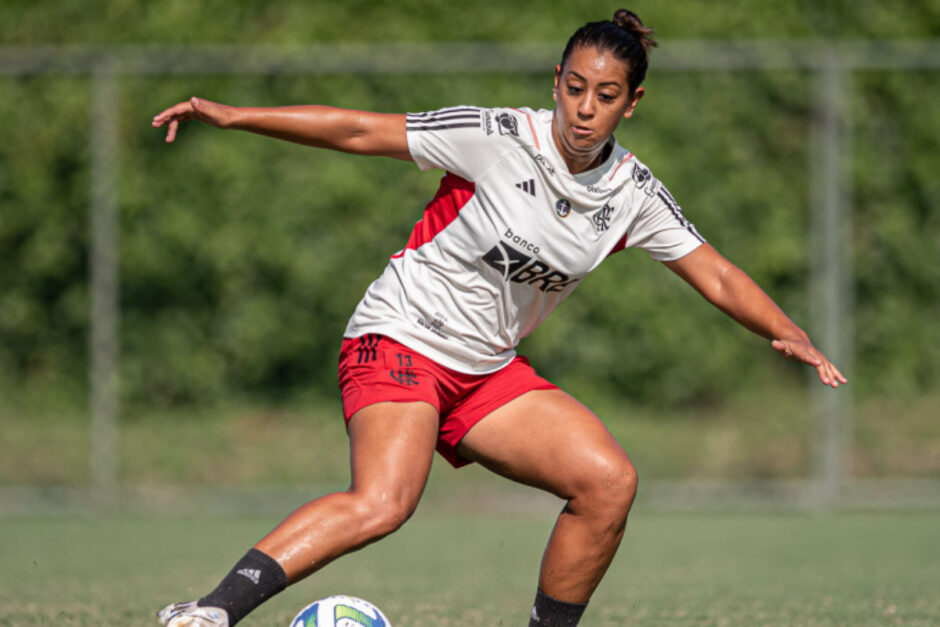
[{"left": 560, "top": 9, "right": 658, "bottom": 95}]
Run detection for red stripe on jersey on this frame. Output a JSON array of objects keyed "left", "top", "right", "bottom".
[
  {"left": 605, "top": 231, "right": 629, "bottom": 257},
  {"left": 608, "top": 153, "right": 633, "bottom": 180},
  {"left": 525, "top": 115, "right": 541, "bottom": 150},
  {"left": 391, "top": 173, "right": 476, "bottom": 258},
  {"left": 511, "top": 108, "right": 541, "bottom": 150}
]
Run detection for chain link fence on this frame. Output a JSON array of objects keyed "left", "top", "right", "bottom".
[{"left": 1, "top": 41, "right": 938, "bottom": 513}]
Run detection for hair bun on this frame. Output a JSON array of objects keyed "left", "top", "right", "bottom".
[{"left": 612, "top": 8, "right": 658, "bottom": 52}]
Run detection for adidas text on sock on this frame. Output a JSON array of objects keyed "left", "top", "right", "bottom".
[{"left": 198, "top": 548, "right": 288, "bottom": 625}]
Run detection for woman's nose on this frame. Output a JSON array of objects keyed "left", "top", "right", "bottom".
[{"left": 577, "top": 96, "right": 594, "bottom": 117}]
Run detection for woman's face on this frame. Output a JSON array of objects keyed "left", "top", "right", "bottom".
[{"left": 552, "top": 45, "right": 644, "bottom": 171}]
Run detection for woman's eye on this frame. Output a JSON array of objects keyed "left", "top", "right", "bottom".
[
  {"left": 599, "top": 94, "right": 616, "bottom": 103},
  {"left": 566, "top": 85, "right": 583, "bottom": 94}
]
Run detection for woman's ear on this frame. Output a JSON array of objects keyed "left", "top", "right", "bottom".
[{"left": 623, "top": 86, "right": 645, "bottom": 119}]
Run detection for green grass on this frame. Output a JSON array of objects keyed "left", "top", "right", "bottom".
[{"left": 2, "top": 511, "right": 939, "bottom": 626}]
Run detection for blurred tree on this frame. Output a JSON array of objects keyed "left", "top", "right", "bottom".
[{"left": 0, "top": 1, "right": 937, "bottom": 410}]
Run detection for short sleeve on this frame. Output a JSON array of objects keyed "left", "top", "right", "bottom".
[
  {"left": 627, "top": 181, "right": 706, "bottom": 262},
  {"left": 406, "top": 106, "right": 513, "bottom": 181}
]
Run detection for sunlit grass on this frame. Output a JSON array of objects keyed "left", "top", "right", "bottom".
[{"left": 2, "top": 512, "right": 938, "bottom": 625}]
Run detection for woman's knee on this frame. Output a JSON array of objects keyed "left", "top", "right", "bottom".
[
  {"left": 570, "top": 454, "right": 638, "bottom": 521},
  {"left": 349, "top": 488, "right": 420, "bottom": 540}
]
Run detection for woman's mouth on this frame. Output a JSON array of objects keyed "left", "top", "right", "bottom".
[{"left": 572, "top": 125, "right": 593, "bottom": 137}]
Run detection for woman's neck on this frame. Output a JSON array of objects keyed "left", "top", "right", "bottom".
[{"left": 551, "top": 117, "right": 610, "bottom": 175}]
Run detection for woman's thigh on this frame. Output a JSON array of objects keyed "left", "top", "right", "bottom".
[
  {"left": 455, "top": 389, "right": 634, "bottom": 500},
  {"left": 347, "top": 400, "right": 440, "bottom": 504}
]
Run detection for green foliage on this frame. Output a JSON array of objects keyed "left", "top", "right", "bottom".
[
  {"left": 2, "top": 0, "right": 939, "bottom": 43},
  {"left": 853, "top": 70, "right": 940, "bottom": 395},
  {"left": 0, "top": 1, "right": 937, "bottom": 409},
  {"left": 0, "top": 77, "right": 91, "bottom": 384}
]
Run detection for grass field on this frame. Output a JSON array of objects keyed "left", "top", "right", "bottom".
[{"left": 2, "top": 510, "right": 939, "bottom": 626}]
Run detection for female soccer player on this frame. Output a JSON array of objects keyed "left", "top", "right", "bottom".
[{"left": 152, "top": 9, "right": 845, "bottom": 627}]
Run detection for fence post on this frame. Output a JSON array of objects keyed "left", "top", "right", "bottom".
[
  {"left": 809, "top": 49, "right": 854, "bottom": 506},
  {"left": 89, "top": 61, "right": 120, "bottom": 504}
]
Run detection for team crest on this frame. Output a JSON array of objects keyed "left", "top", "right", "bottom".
[
  {"left": 496, "top": 112, "right": 519, "bottom": 136},
  {"left": 593, "top": 203, "right": 614, "bottom": 233},
  {"left": 554, "top": 198, "right": 572, "bottom": 218}
]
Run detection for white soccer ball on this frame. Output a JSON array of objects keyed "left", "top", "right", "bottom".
[{"left": 289, "top": 595, "right": 392, "bottom": 627}]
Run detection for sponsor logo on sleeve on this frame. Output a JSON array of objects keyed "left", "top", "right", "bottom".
[
  {"left": 496, "top": 112, "right": 519, "bottom": 136},
  {"left": 482, "top": 110, "right": 495, "bottom": 135},
  {"left": 632, "top": 164, "right": 652, "bottom": 187},
  {"left": 632, "top": 163, "right": 660, "bottom": 196}
]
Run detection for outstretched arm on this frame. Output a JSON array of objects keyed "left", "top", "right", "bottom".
[
  {"left": 664, "top": 243, "right": 847, "bottom": 388},
  {"left": 152, "top": 97, "right": 411, "bottom": 160}
]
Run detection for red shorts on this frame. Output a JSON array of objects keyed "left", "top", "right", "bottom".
[{"left": 338, "top": 334, "right": 557, "bottom": 467}]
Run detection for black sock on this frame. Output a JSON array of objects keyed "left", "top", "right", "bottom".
[
  {"left": 528, "top": 588, "right": 588, "bottom": 626},
  {"left": 198, "top": 548, "right": 288, "bottom": 626}
]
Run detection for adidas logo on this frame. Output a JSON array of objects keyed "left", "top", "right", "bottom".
[
  {"left": 237, "top": 568, "right": 261, "bottom": 584},
  {"left": 515, "top": 179, "right": 536, "bottom": 196}
]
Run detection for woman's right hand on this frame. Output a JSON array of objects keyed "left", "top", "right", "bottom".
[{"left": 152, "top": 97, "right": 236, "bottom": 143}]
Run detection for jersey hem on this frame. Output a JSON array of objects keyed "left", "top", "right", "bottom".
[
  {"left": 649, "top": 238, "right": 706, "bottom": 263},
  {"left": 342, "top": 326, "right": 517, "bottom": 376}
]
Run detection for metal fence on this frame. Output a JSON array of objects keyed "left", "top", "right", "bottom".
[{"left": 2, "top": 40, "right": 939, "bottom": 512}]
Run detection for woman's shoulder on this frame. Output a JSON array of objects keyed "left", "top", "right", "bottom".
[
  {"left": 474, "top": 106, "right": 544, "bottom": 142},
  {"left": 406, "top": 104, "right": 539, "bottom": 141},
  {"left": 603, "top": 144, "right": 663, "bottom": 193}
]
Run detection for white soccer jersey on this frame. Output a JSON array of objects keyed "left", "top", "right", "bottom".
[{"left": 344, "top": 106, "right": 705, "bottom": 374}]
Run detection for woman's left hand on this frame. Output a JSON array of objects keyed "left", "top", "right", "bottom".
[
  {"left": 152, "top": 97, "right": 236, "bottom": 143},
  {"left": 771, "top": 337, "right": 847, "bottom": 388},
  {"left": 666, "top": 245, "right": 848, "bottom": 390}
]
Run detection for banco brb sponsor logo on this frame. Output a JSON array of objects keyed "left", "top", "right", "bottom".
[{"left": 482, "top": 231, "right": 577, "bottom": 293}]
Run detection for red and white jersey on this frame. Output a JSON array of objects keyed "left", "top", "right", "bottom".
[{"left": 344, "top": 106, "right": 705, "bottom": 374}]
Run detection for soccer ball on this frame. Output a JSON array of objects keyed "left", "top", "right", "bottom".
[{"left": 289, "top": 595, "right": 392, "bottom": 627}]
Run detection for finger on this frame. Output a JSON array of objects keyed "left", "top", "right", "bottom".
[
  {"left": 803, "top": 352, "right": 823, "bottom": 367},
  {"left": 797, "top": 344, "right": 824, "bottom": 367},
  {"left": 152, "top": 108, "right": 177, "bottom": 126},
  {"left": 166, "top": 119, "right": 179, "bottom": 143},
  {"left": 817, "top": 357, "right": 847, "bottom": 387},
  {"left": 820, "top": 361, "right": 845, "bottom": 388},
  {"left": 828, "top": 361, "right": 848, "bottom": 385},
  {"left": 152, "top": 101, "right": 194, "bottom": 125},
  {"left": 816, "top": 362, "right": 834, "bottom": 387}
]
